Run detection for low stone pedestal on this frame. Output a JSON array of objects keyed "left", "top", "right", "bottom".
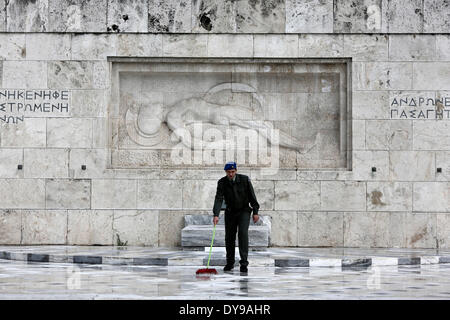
[{"left": 181, "top": 214, "right": 271, "bottom": 248}]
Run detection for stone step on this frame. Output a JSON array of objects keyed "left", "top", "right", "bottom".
[
  {"left": 184, "top": 214, "right": 271, "bottom": 227},
  {"left": 181, "top": 225, "right": 270, "bottom": 247}
]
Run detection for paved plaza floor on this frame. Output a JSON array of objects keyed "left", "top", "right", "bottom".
[
  {"left": 0, "top": 246, "right": 450, "bottom": 299},
  {"left": 1, "top": 260, "right": 450, "bottom": 299}
]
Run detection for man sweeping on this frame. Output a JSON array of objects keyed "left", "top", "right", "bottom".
[{"left": 212, "top": 161, "right": 260, "bottom": 273}]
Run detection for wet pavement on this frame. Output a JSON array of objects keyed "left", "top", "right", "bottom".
[
  {"left": 1, "top": 259, "right": 450, "bottom": 299},
  {"left": 1, "top": 246, "right": 450, "bottom": 268}
]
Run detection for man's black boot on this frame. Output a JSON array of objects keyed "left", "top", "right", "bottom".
[
  {"left": 223, "top": 264, "right": 234, "bottom": 272},
  {"left": 240, "top": 265, "right": 248, "bottom": 273}
]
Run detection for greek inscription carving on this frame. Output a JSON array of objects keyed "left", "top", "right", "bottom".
[{"left": 0, "top": 90, "right": 70, "bottom": 124}]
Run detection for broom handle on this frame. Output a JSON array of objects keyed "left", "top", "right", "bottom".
[{"left": 206, "top": 223, "right": 216, "bottom": 269}]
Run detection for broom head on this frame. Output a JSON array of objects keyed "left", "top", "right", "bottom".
[{"left": 196, "top": 268, "right": 218, "bottom": 275}]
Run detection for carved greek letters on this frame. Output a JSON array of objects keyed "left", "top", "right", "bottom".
[{"left": 0, "top": 90, "right": 71, "bottom": 124}]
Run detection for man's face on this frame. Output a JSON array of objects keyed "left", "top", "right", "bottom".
[{"left": 225, "top": 169, "right": 237, "bottom": 180}]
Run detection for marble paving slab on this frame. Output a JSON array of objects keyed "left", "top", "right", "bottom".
[{"left": 1, "top": 246, "right": 450, "bottom": 269}]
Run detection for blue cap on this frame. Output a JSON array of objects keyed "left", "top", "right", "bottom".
[{"left": 224, "top": 161, "right": 237, "bottom": 171}]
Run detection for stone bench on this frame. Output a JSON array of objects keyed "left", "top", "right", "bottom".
[{"left": 181, "top": 214, "right": 271, "bottom": 248}]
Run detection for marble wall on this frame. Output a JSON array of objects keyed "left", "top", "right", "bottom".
[{"left": 0, "top": 0, "right": 449, "bottom": 248}]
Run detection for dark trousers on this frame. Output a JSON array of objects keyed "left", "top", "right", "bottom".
[{"left": 224, "top": 209, "right": 251, "bottom": 267}]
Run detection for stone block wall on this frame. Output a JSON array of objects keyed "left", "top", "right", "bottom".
[{"left": 0, "top": 0, "right": 449, "bottom": 248}]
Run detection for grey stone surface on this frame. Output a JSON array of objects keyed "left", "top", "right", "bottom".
[
  {"left": 424, "top": 0, "right": 450, "bottom": 33},
  {"left": 162, "top": 34, "right": 207, "bottom": 57},
  {"left": 0, "top": 34, "right": 26, "bottom": 59},
  {"left": 389, "top": 151, "right": 435, "bottom": 181},
  {"left": 0, "top": 1, "right": 449, "bottom": 251},
  {"left": 298, "top": 34, "right": 343, "bottom": 57},
  {"left": 413, "top": 182, "right": 450, "bottom": 212},
  {"left": 437, "top": 35, "right": 450, "bottom": 61},
  {"left": 48, "top": 61, "right": 93, "bottom": 89},
  {"left": 398, "top": 257, "right": 420, "bottom": 265},
  {"left": 334, "top": 0, "right": 382, "bottom": 33},
  {"left": 133, "top": 257, "right": 167, "bottom": 266},
  {"left": 6, "top": 0, "right": 48, "bottom": 32},
  {"left": 235, "top": 0, "right": 285, "bottom": 33},
  {"left": 341, "top": 258, "right": 371, "bottom": 267},
  {"left": 275, "top": 181, "right": 320, "bottom": 211},
  {"left": 24, "top": 148, "right": 69, "bottom": 179},
  {"left": 184, "top": 214, "right": 271, "bottom": 227},
  {"left": 113, "top": 210, "right": 159, "bottom": 246},
  {"left": 344, "top": 212, "right": 406, "bottom": 248},
  {"left": 286, "top": 0, "right": 333, "bottom": 33},
  {"left": 117, "top": 34, "right": 162, "bottom": 56},
  {"left": 436, "top": 151, "right": 450, "bottom": 181},
  {"left": 298, "top": 212, "right": 344, "bottom": 247},
  {"left": 68, "top": 210, "right": 113, "bottom": 245},
  {"left": 365, "top": 120, "right": 413, "bottom": 150},
  {"left": 158, "top": 210, "right": 186, "bottom": 246},
  {"left": 207, "top": 34, "right": 253, "bottom": 57},
  {"left": 275, "top": 258, "right": 309, "bottom": 267},
  {"left": 27, "top": 253, "right": 49, "bottom": 262},
  {"left": 182, "top": 225, "right": 269, "bottom": 247},
  {"left": 437, "top": 214, "right": 450, "bottom": 248},
  {"left": 353, "top": 62, "right": 413, "bottom": 90},
  {"left": 111, "top": 150, "right": 161, "bottom": 168},
  {"left": 254, "top": 34, "right": 298, "bottom": 57},
  {"left": 92, "top": 61, "right": 109, "bottom": 89},
  {"left": 69, "top": 149, "right": 109, "bottom": 179},
  {"left": 0, "top": 210, "right": 21, "bottom": 244},
  {"left": 70, "top": 90, "right": 107, "bottom": 117},
  {"left": 149, "top": 0, "right": 191, "bottom": 33},
  {"left": 191, "top": 0, "right": 237, "bottom": 33},
  {"left": 0, "top": 179, "right": 45, "bottom": 209},
  {"left": 321, "top": 181, "right": 366, "bottom": 211},
  {"left": 352, "top": 120, "right": 366, "bottom": 151},
  {"left": 413, "top": 121, "right": 450, "bottom": 150},
  {"left": 343, "top": 34, "right": 388, "bottom": 61},
  {"left": 184, "top": 214, "right": 222, "bottom": 226},
  {"left": 413, "top": 63, "right": 450, "bottom": 90},
  {"left": 71, "top": 34, "right": 117, "bottom": 60},
  {"left": 21, "top": 210, "right": 67, "bottom": 244},
  {"left": 405, "top": 212, "right": 437, "bottom": 248},
  {"left": 352, "top": 151, "right": 389, "bottom": 181},
  {"left": 91, "top": 179, "right": 137, "bottom": 209},
  {"left": 108, "top": 0, "right": 148, "bottom": 33},
  {"left": 0, "top": 0, "right": 5, "bottom": 32},
  {"left": 182, "top": 214, "right": 271, "bottom": 247},
  {"left": 112, "top": 60, "right": 347, "bottom": 170},
  {"left": 137, "top": 180, "right": 182, "bottom": 209},
  {"left": 45, "top": 179, "right": 90, "bottom": 209},
  {"left": 0, "top": 148, "right": 23, "bottom": 178},
  {"left": 162, "top": 0, "right": 288, "bottom": 34},
  {"left": 73, "top": 255, "right": 102, "bottom": 264},
  {"left": 382, "top": 0, "right": 424, "bottom": 33},
  {"left": 0, "top": 0, "right": 446, "bottom": 34},
  {"left": 352, "top": 91, "right": 389, "bottom": 120},
  {"left": 3, "top": 61, "right": 47, "bottom": 88},
  {"left": 26, "top": 33, "right": 71, "bottom": 60},
  {"left": 367, "top": 182, "right": 413, "bottom": 212},
  {"left": 48, "top": 0, "right": 107, "bottom": 32},
  {"left": 46, "top": 118, "right": 93, "bottom": 148},
  {"left": 182, "top": 180, "right": 218, "bottom": 210},
  {"left": 389, "top": 35, "right": 436, "bottom": 61}
]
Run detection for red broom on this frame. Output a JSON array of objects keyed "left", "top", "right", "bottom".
[{"left": 196, "top": 223, "right": 218, "bottom": 275}]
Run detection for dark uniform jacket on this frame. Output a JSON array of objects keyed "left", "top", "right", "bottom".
[{"left": 213, "top": 173, "right": 259, "bottom": 217}]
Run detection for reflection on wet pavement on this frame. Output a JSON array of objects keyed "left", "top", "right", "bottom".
[{"left": 1, "top": 259, "right": 450, "bottom": 299}]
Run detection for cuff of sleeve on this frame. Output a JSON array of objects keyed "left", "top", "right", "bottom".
[{"left": 252, "top": 211, "right": 258, "bottom": 215}]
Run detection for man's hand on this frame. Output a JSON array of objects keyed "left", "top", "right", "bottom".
[
  {"left": 252, "top": 215, "right": 259, "bottom": 223},
  {"left": 213, "top": 216, "right": 219, "bottom": 225}
]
